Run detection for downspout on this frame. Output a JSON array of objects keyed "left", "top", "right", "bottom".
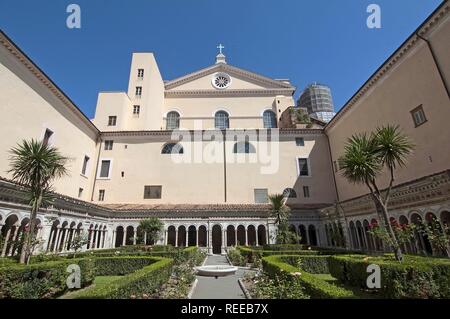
[
  {"left": 90, "top": 135, "right": 103, "bottom": 202},
  {"left": 222, "top": 129, "right": 227, "bottom": 203},
  {"left": 325, "top": 131, "right": 350, "bottom": 248},
  {"left": 416, "top": 33, "right": 450, "bottom": 101}
]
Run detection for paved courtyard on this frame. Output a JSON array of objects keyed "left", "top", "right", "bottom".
[{"left": 190, "top": 255, "right": 252, "bottom": 299}]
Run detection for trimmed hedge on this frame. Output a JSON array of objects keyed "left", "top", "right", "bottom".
[
  {"left": 93, "top": 256, "right": 158, "bottom": 276},
  {"left": 74, "top": 257, "right": 173, "bottom": 299},
  {"left": 0, "top": 258, "right": 95, "bottom": 299},
  {"left": 328, "top": 255, "right": 450, "bottom": 299},
  {"left": 262, "top": 255, "right": 355, "bottom": 299},
  {"left": 237, "top": 246, "right": 319, "bottom": 263},
  {"left": 280, "top": 255, "right": 330, "bottom": 274}
]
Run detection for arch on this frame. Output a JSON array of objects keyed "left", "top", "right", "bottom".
[
  {"left": 211, "top": 224, "right": 222, "bottom": 254},
  {"left": 349, "top": 221, "right": 358, "bottom": 249},
  {"left": 263, "top": 110, "right": 277, "bottom": 128},
  {"left": 282, "top": 188, "right": 297, "bottom": 199},
  {"left": 188, "top": 225, "right": 197, "bottom": 247},
  {"left": 166, "top": 111, "right": 180, "bottom": 130},
  {"left": 167, "top": 226, "right": 176, "bottom": 246},
  {"left": 125, "top": 226, "right": 134, "bottom": 245},
  {"left": 355, "top": 221, "right": 367, "bottom": 250},
  {"left": 308, "top": 225, "right": 318, "bottom": 246},
  {"left": 237, "top": 225, "right": 246, "bottom": 245},
  {"left": 257, "top": 225, "right": 267, "bottom": 246},
  {"left": 363, "top": 220, "right": 374, "bottom": 251},
  {"left": 214, "top": 111, "right": 229, "bottom": 129},
  {"left": 233, "top": 142, "right": 255, "bottom": 154},
  {"left": 115, "top": 226, "right": 124, "bottom": 248},
  {"left": 298, "top": 225, "right": 307, "bottom": 245},
  {"left": 161, "top": 143, "right": 184, "bottom": 154},
  {"left": 410, "top": 213, "right": 430, "bottom": 255},
  {"left": 441, "top": 211, "right": 450, "bottom": 227},
  {"left": 177, "top": 225, "right": 186, "bottom": 247},
  {"left": 247, "top": 225, "right": 256, "bottom": 246},
  {"left": 198, "top": 225, "right": 207, "bottom": 247},
  {"left": 227, "top": 225, "right": 236, "bottom": 247}
]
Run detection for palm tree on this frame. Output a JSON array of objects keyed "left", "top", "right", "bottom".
[
  {"left": 269, "top": 194, "right": 290, "bottom": 225},
  {"left": 339, "top": 125, "right": 414, "bottom": 262},
  {"left": 8, "top": 139, "right": 68, "bottom": 264}
]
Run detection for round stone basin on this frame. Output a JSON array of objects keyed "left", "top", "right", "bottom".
[{"left": 195, "top": 265, "right": 238, "bottom": 277}]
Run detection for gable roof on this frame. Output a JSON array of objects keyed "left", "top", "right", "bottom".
[{"left": 164, "top": 62, "right": 296, "bottom": 91}]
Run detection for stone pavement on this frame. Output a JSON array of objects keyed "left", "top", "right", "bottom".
[{"left": 190, "top": 254, "right": 252, "bottom": 299}]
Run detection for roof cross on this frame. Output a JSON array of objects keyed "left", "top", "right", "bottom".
[{"left": 217, "top": 43, "right": 225, "bottom": 54}]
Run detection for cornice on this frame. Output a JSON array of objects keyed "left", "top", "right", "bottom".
[
  {"left": 325, "top": 2, "right": 449, "bottom": 132},
  {"left": 165, "top": 88, "right": 294, "bottom": 98},
  {"left": 99, "top": 128, "right": 325, "bottom": 138},
  {"left": 0, "top": 30, "right": 100, "bottom": 136}
]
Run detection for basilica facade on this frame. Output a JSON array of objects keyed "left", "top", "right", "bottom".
[{"left": 0, "top": 2, "right": 449, "bottom": 256}]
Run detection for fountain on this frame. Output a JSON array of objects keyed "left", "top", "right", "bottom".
[{"left": 195, "top": 265, "right": 238, "bottom": 278}]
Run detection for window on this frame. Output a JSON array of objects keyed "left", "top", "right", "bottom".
[
  {"left": 108, "top": 116, "right": 117, "bottom": 126},
  {"left": 303, "top": 186, "right": 310, "bottom": 198},
  {"left": 135, "top": 86, "right": 142, "bottom": 97},
  {"left": 133, "top": 105, "right": 140, "bottom": 117},
  {"left": 81, "top": 156, "right": 90, "bottom": 175},
  {"left": 78, "top": 188, "right": 83, "bottom": 198},
  {"left": 144, "top": 186, "right": 162, "bottom": 199},
  {"left": 297, "top": 158, "right": 310, "bottom": 176},
  {"left": 263, "top": 110, "right": 277, "bottom": 128},
  {"left": 99, "top": 160, "right": 111, "bottom": 178},
  {"left": 411, "top": 105, "right": 427, "bottom": 127},
  {"left": 104, "top": 140, "right": 113, "bottom": 151},
  {"left": 166, "top": 111, "right": 180, "bottom": 130},
  {"left": 283, "top": 188, "right": 297, "bottom": 198},
  {"left": 98, "top": 189, "right": 105, "bottom": 201},
  {"left": 215, "top": 111, "right": 229, "bottom": 129},
  {"left": 233, "top": 142, "right": 255, "bottom": 154},
  {"left": 254, "top": 188, "right": 269, "bottom": 204},
  {"left": 161, "top": 143, "right": 184, "bottom": 154},
  {"left": 137, "top": 69, "right": 144, "bottom": 78},
  {"left": 295, "top": 137, "right": 305, "bottom": 146},
  {"left": 43, "top": 129, "right": 53, "bottom": 146}
]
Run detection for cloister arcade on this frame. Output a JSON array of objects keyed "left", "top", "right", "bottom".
[
  {"left": 324, "top": 208, "right": 450, "bottom": 256},
  {"left": 1, "top": 206, "right": 449, "bottom": 258}
]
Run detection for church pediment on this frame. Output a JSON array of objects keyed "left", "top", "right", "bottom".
[{"left": 164, "top": 63, "right": 295, "bottom": 92}]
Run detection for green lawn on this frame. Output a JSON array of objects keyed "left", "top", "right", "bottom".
[{"left": 60, "top": 276, "right": 123, "bottom": 299}]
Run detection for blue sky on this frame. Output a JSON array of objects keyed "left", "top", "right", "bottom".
[{"left": 0, "top": 0, "right": 443, "bottom": 118}]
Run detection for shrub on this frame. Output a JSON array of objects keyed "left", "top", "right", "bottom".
[
  {"left": 262, "top": 255, "right": 355, "bottom": 299},
  {"left": 93, "top": 257, "right": 157, "bottom": 276},
  {"left": 75, "top": 257, "right": 173, "bottom": 299},
  {"left": 328, "top": 254, "right": 450, "bottom": 298},
  {"left": 251, "top": 272, "right": 308, "bottom": 299},
  {"left": 0, "top": 258, "right": 95, "bottom": 299},
  {"left": 227, "top": 248, "right": 246, "bottom": 266},
  {"left": 280, "top": 255, "right": 330, "bottom": 274}
]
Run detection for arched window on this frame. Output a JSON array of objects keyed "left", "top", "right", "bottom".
[
  {"left": 215, "top": 111, "right": 229, "bottom": 129},
  {"left": 166, "top": 111, "right": 180, "bottom": 130},
  {"left": 161, "top": 143, "right": 184, "bottom": 154},
  {"left": 233, "top": 142, "right": 255, "bottom": 154},
  {"left": 263, "top": 110, "right": 277, "bottom": 128},
  {"left": 282, "top": 188, "right": 297, "bottom": 198}
]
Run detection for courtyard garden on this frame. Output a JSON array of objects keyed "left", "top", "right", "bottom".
[
  {"left": 0, "top": 245, "right": 206, "bottom": 299},
  {"left": 227, "top": 244, "right": 450, "bottom": 299}
]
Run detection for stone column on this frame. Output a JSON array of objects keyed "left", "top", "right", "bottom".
[
  {"left": 305, "top": 228, "right": 310, "bottom": 245},
  {"left": 111, "top": 230, "right": 116, "bottom": 248},
  {"left": 1, "top": 227, "right": 11, "bottom": 257},
  {"left": 144, "top": 232, "right": 147, "bottom": 246},
  {"left": 7, "top": 224, "right": 20, "bottom": 256},
  {"left": 53, "top": 226, "right": 62, "bottom": 253},
  {"left": 185, "top": 229, "right": 188, "bottom": 247},
  {"left": 223, "top": 229, "right": 227, "bottom": 251},
  {"left": 122, "top": 229, "right": 127, "bottom": 246},
  {"left": 195, "top": 228, "right": 199, "bottom": 247},
  {"left": 164, "top": 230, "right": 168, "bottom": 245},
  {"left": 175, "top": 229, "right": 178, "bottom": 247},
  {"left": 256, "top": 230, "right": 259, "bottom": 246},
  {"left": 98, "top": 231, "right": 103, "bottom": 249},
  {"left": 234, "top": 228, "right": 238, "bottom": 246},
  {"left": 245, "top": 227, "right": 248, "bottom": 246},
  {"left": 133, "top": 228, "right": 137, "bottom": 245},
  {"left": 62, "top": 229, "right": 70, "bottom": 252}
]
